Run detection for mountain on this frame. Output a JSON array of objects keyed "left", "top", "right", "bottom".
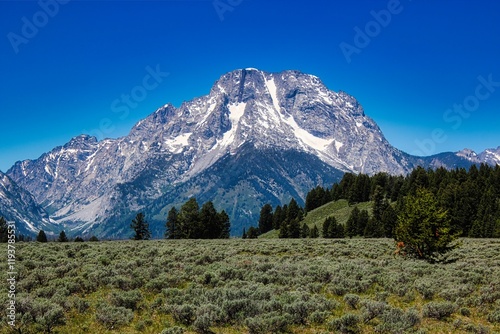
[
  {"left": 0, "top": 171, "right": 56, "bottom": 236},
  {"left": 6, "top": 69, "right": 499, "bottom": 237}
]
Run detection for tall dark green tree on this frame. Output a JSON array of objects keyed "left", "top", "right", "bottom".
[
  {"left": 381, "top": 204, "right": 398, "bottom": 238},
  {"left": 395, "top": 188, "right": 458, "bottom": 261},
  {"left": 273, "top": 205, "right": 284, "bottom": 230},
  {"left": 130, "top": 213, "right": 151, "bottom": 240},
  {"left": 37, "top": 230, "right": 48, "bottom": 243},
  {"left": 0, "top": 217, "right": 8, "bottom": 243},
  {"left": 165, "top": 207, "right": 179, "bottom": 239},
  {"left": 200, "top": 201, "right": 219, "bottom": 239},
  {"left": 357, "top": 210, "right": 370, "bottom": 236},
  {"left": 217, "top": 210, "right": 231, "bottom": 239},
  {"left": 287, "top": 198, "right": 301, "bottom": 222},
  {"left": 346, "top": 207, "right": 360, "bottom": 238},
  {"left": 288, "top": 218, "right": 301, "bottom": 238},
  {"left": 178, "top": 198, "right": 200, "bottom": 238},
  {"left": 364, "top": 217, "right": 384, "bottom": 238},
  {"left": 57, "top": 231, "right": 69, "bottom": 242},
  {"left": 301, "top": 223, "right": 310, "bottom": 238},
  {"left": 323, "top": 216, "right": 344, "bottom": 238},
  {"left": 310, "top": 224, "right": 319, "bottom": 238},
  {"left": 470, "top": 187, "right": 499, "bottom": 238},
  {"left": 258, "top": 204, "right": 274, "bottom": 234}
]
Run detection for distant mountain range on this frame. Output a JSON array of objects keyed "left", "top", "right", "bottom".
[{"left": 2, "top": 69, "right": 499, "bottom": 237}]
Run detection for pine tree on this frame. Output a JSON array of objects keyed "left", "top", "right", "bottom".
[
  {"left": 310, "top": 224, "right": 319, "bottom": 238},
  {"left": 279, "top": 222, "right": 289, "bottom": 238},
  {"left": 247, "top": 226, "right": 260, "bottom": 239},
  {"left": 217, "top": 210, "right": 231, "bottom": 239},
  {"left": 364, "top": 217, "right": 384, "bottom": 238},
  {"left": 346, "top": 207, "right": 360, "bottom": 238},
  {"left": 201, "top": 201, "right": 219, "bottom": 238},
  {"left": 242, "top": 228, "right": 247, "bottom": 239},
  {"left": 258, "top": 204, "right": 274, "bottom": 234},
  {"left": 287, "top": 198, "right": 301, "bottom": 222},
  {"left": 273, "top": 205, "right": 284, "bottom": 230},
  {"left": 57, "top": 231, "right": 69, "bottom": 242},
  {"left": 0, "top": 217, "right": 8, "bottom": 243},
  {"left": 395, "top": 188, "right": 458, "bottom": 261},
  {"left": 178, "top": 198, "right": 200, "bottom": 238},
  {"left": 130, "top": 212, "right": 151, "bottom": 240},
  {"left": 165, "top": 207, "right": 179, "bottom": 239},
  {"left": 288, "top": 218, "right": 301, "bottom": 238},
  {"left": 357, "top": 210, "right": 370, "bottom": 236},
  {"left": 37, "top": 230, "right": 48, "bottom": 243},
  {"left": 381, "top": 204, "right": 398, "bottom": 238},
  {"left": 322, "top": 217, "right": 332, "bottom": 238},
  {"left": 301, "top": 223, "right": 310, "bottom": 238}
]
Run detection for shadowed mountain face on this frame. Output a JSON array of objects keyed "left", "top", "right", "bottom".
[
  {"left": 6, "top": 69, "right": 499, "bottom": 237},
  {"left": 0, "top": 171, "right": 56, "bottom": 236}
]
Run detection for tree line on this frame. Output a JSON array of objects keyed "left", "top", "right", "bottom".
[{"left": 254, "top": 164, "right": 500, "bottom": 240}]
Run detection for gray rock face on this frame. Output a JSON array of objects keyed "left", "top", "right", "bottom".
[
  {"left": 5, "top": 69, "right": 500, "bottom": 237},
  {"left": 0, "top": 171, "right": 55, "bottom": 236}
]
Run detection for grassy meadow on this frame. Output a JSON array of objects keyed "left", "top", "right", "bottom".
[{"left": 1, "top": 238, "right": 500, "bottom": 333}]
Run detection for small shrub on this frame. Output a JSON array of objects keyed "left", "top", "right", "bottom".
[
  {"left": 460, "top": 307, "right": 471, "bottom": 317},
  {"left": 245, "top": 312, "right": 291, "bottom": 334},
  {"left": 161, "top": 327, "right": 185, "bottom": 334},
  {"left": 109, "top": 289, "right": 143, "bottom": 310},
  {"left": 375, "top": 307, "right": 421, "bottom": 333},
  {"left": 487, "top": 308, "right": 500, "bottom": 323},
  {"left": 344, "top": 294, "right": 360, "bottom": 310},
  {"left": 172, "top": 304, "right": 196, "bottom": 326},
  {"left": 423, "top": 301, "right": 455, "bottom": 320},
  {"left": 95, "top": 304, "right": 133, "bottom": 329},
  {"left": 328, "top": 313, "right": 360, "bottom": 334},
  {"left": 361, "top": 300, "right": 388, "bottom": 322},
  {"left": 308, "top": 310, "right": 330, "bottom": 324}
]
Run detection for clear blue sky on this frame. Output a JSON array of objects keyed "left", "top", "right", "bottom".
[{"left": 1, "top": 0, "right": 500, "bottom": 172}]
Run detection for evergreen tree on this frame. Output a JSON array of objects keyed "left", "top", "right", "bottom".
[
  {"left": 381, "top": 204, "right": 398, "bottom": 238},
  {"left": 372, "top": 185, "right": 388, "bottom": 224},
  {"left": 301, "top": 223, "right": 310, "bottom": 238},
  {"left": 288, "top": 218, "right": 301, "bottom": 238},
  {"left": 130, "top": 212, "right": 151, "bottom": 240},
  {"left": 364, "top": 217, "right": 384, "bottom": 238},
  {"left": 0, "top": 217, "right": 8, "bottom": 243},
  {"left": 258, "top": 204, "right": 274, "bottom": 234},
  {"left": 470, "top": 187, "right": 499, "bottom": 238},
  {"left": 247, "top": 226, "right": 260, "bottom": 239},
  {"left": 322, "top": 217, "right": 332, "bottom": 238},
  {"left": 178, "top": 198, "right": 200, "bottom": 238},
  {"left": 217, "top": 210, "right": 231, "bottom": 239},
  {"left": 279, "top": 222, "right": 289, "bottom": 238},
  {"left": 165, "top": 207, "right": 179, "bottom": 239},
  {"left": 57, "top": 231, "right": 69, "bottom": 242},
  {"left": 37, "top": 230, "right": 48, "bottom": 243},
  {"left": 395, "top": 188, "right": 458, "bottom": 261},
  {"left": 74, "top": 236, "right": 84, "bottom": 242},
  {"left": 310, "top": 224, "right": 319, "bottom": 238},
  {"left": 273, "top": 205, "right": 284, "bottom": 230},
  {"left": 89, "top": 235, "right": 99, "bottom": 242},
  {"left": 200, "top": 201, "right": 219, "bottom": 238},
  {"left": 242, "top": 228, "right": 247, "bottom": 239},
  {"left": 287, "top": 198, "right": 301, "bottom": 222},
  {"left": 346, "top": 207, "right": 360, "bottom": 238},
  {"left": 357, "top": 210, "right": 370, "bottom": 236}
]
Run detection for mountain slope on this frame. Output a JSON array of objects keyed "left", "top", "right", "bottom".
[
  {"left": 0, "top": 171, "right": 56, "bottom": 236},
  {"left": 6, "top": 69, "right": 499, "bottom": 237}
]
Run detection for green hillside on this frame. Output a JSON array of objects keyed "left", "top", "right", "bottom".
[{"left": 260, "top": 200, "right": 373, "bottom": 238}]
